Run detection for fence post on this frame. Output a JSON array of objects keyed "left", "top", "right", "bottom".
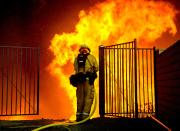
[
  {"left": 134, "top": 39, "right": 138, "bottom": 118},
  {"left": 153, "top": 47, "right": 159, "bottom": 117},
  {"left": 99, "top": 45, "right": 105, "bottom": 118},
  {"left": 37, "top": 48, "right": 40, "bottom": 115}
]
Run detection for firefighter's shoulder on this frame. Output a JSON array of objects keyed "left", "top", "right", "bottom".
[{"left": 88, "top": 54, "right": 96, "bottom": 60}]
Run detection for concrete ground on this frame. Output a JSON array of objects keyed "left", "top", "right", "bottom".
[{"left": 0, "top": 117, "right": 167, "bottom": 131}]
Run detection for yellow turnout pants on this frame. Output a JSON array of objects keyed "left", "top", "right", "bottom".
[{"left": 76, "top": 79, "right": 94, "bottom": 121}]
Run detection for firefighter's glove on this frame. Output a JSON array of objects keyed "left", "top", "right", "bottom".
[{"left": 86, "top": 72, "right": 97, "bottom": 85}]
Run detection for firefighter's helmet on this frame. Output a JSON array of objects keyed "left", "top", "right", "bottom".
[{"left": 79, "top": 44, "right": 91, "bottom": 52}]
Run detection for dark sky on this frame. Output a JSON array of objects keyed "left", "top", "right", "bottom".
[
  {"left": 0, "top": 0, "right": 105, "bottom": 68},
  {"left": 0, "top": 0, "right": 104, "bottom": 47}
]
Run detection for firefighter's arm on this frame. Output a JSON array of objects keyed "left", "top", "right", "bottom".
[{"left": 92, "top": 55, "right": 99, "bottom": 72}]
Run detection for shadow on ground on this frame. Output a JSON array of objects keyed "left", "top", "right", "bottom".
[{"left": 0, "top": 117, "right": 167, "bottom": 131}]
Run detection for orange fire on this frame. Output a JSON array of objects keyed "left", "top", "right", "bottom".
[{"left": 49, "top": 0, "right": 177, "bottom": 120}]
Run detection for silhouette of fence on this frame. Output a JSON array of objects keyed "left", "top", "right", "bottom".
[
  {"left": 99, "top": 39, "right": 156, "bottom": 118},
  {"left": 0, "top": 46, "right": 40, "bottom": 116}
]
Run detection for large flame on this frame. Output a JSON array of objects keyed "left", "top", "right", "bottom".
[{"left": 49, "top": 0, "right": 177, "bottom": 120}]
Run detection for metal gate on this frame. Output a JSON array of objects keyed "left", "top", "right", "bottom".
[
  {"left": 0, "top": 46, "right": 40, "bottom": 116},
  {"left": 99, "top": 39, "right": 156, "bottom": 118}
]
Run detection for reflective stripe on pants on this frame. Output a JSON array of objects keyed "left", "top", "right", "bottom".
[{"left": 76, "top": 80, "right": 94, "bottom": 119}]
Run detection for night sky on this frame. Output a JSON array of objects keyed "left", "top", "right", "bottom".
[
  {"left": 0, "top": 0, "right": 103, "bottom": 46},
  {"left": 0, "top": 0, "right": 180, "bottom": 119},
  {"left": 0, "top": 0, "right": 106, "bottom": 68}
]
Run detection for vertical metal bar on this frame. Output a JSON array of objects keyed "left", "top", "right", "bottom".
[
  {"left": 120, "top": 46, "right": 122, "bottom": 116},
  {"left": 115, "top": 46, "right": 117, "bottom": 116},
  {"left": 122, "top": 44, "right": 125, "bottom": 116},
  {"left": 131, "top": 42, "right": 135, "bottom": 118},
  {"left": 138, "top": 49, "right": 141, "bottom": 117},
  {"left": 1, "top": 48, "right": 4, "bottom": 115},
  {"left": 120, "top": 45, "right": 122, "bottom": 117},
  {"left": 117, "top": 46, "right": 120, "bottom": 116},
  {"left": 105, "top": 49, "right": 107, "bottom": 114},
  {"left": 112, "top": 48, "right": 114, "bottom": 116},
  {"left": 111, "top": 48, "right": 113, "bottom": 115},
  {"left": 107, "top": 49, "right": 111, "bottom": 113},
  {"left": 126, "top": 44, "right": 128, "bottom": 117},
  {"left": 107, "top": 49, "right": 109, "bottom": 114},
  {"left": 37, "top": 48, "right": 40, "bottom": 115},
  {"left": 111, "top": 48, "right": 113, "bottom": 116},
  {"left": 99, "top": 45, "right": 105, "bottom": 117},
  {"left": 110, "top": 48, "right": 113, "bottom": 115},
  {"left": 153, "top": 47, "right": 159, "bottom": 117},
  {"left": 105, "top": 48, "right": 110, "bottom": 113},
  {"left": 20, "top": 48, "right": 23, "bottom": 114},
  {"left": 109, "top": 48, "right": 111, "bottom": 115},
  {"left": 129, "top": 44, "right": 131, "bottom": 117},
  {"left": 131, "top": 44, "right": 134, "bottom": 118},
  {"left": 113, "top": 46, "right": 116, "bottom": 115},
  {"left": 134, "top": 39, "right": 138, "bottom": 118},
  {"left": 108, "top": 49, "right": 109, "bottom": 115},
  {"left": 107, "top": 49, "right": 109, "bottom": 115},
  {"left": 109, "top": 48, "right": 111, "bottom": 116},
  {"left": 29, "top": 48, "right": 32, "bottom": 114},
  {"left": 146, "top": 49, "right": 149, "bottom": 113},
  {"left": 33, "top": 50, "right": 36, "bottom": 114},
  {"left": 11, "top": 48, "right": 14, "bottom": 115},
  {"left": 150, "top": 49, "right": 153, "bottom": 113},
  {"left": 112, "top": 47, "right": 114, "bottom": 115},
  {"left": 138, "top": 49, "right": 141, "bottom": 115},
  {"left": 128, "top": 45, "right": 130, "bottom": 117},
  {"left": 117, "top": 46, "right": 118, "bottom": 116},
  {"left": 6, "top": 48, "right": 9, "bottom": 115},
  {"left": 116, "top": 46, "right": 118, "bottom": 116},
  {"left": 142, "top": 48, "right": 145, "bottom": 114},
  {"left": 15, "top": 48, "right": 18, "bottom": 114},
  {"left": 116, "top": 46, "right": 117, "bottom": 116},
  {"left": 129, "top": 46, "right": 132, "bottom": 117},
  {"left": 24, "top": 48, "right": 27, "bottom": 114}
]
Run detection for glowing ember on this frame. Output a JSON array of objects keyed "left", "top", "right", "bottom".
[{"left": 49, "top": 0, "right": 177, "bottom": 119}]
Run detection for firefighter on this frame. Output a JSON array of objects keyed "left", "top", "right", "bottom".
[{"left": 73, "top": 44, "right": 98, "bottom": 122}]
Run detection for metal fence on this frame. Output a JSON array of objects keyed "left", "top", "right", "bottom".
[
  {"left": 0, "top": 46, "right": 40, "bottom": 116},
  {"left": 99, "top": 39, "right": 156, "bottom": 118}
]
